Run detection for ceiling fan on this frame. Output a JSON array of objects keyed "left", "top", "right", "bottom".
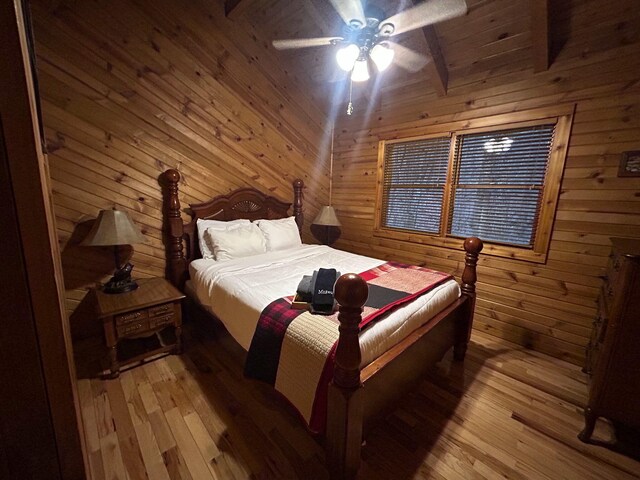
[{"left": 272, "top": 0, "right": 467, "bottom": 113}]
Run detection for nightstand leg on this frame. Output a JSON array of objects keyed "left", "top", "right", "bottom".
[
  {"left": 578, "top": 406, "right": 596, "bottom": 442},
  {"left": 453, "top": 342, "right": 468, "bottom": 361},
  {"left": 175, "top": 325, "right": 183, "bottom": 354},
  {"left": 109, "top": 345, "right": 120, "bottom": 379}
]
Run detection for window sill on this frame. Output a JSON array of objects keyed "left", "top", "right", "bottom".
[{"left": 373, "top": 228, "right": 548, "bottom": 264}]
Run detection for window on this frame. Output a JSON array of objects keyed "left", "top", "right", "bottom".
[
  {"left": 448, "top": 124, "right": 554, "bottom": 246},
  {"left": 375, "top": 107, "right": 574, "bottom": 262},
  {"left": 382, "top": 136, "right": 450, "bottom": 234}
]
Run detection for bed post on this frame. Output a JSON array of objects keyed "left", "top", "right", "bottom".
[
  {"left": 293, "top": 178, "right": 304, "bottom": 232},
  {"left": 454, "top": 237, "right": 483, "bottom": 361},
  {"left": 162, "top": 169, "right": 187, "bottom": 289},
  {"left": 326, "top": 273, "right": 368, "bottom": 480}
]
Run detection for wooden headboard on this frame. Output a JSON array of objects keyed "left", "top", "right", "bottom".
[{"left": 161, "top": 169, "right": 304, "bottom": 289}]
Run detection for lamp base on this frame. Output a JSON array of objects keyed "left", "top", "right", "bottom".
[
  {"left": 103, "top": 262, "right": 138, "bottom": 294},
  {"left": 311, "top": 224, "right": 341, "bottom": 246},
  {"left": 103, "top": 278, "right": 139, "bottom": 294}
]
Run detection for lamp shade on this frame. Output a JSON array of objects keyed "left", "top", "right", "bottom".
[
  {"left": 336, "top": 44, "right": 359, "bottom": 71},
  {"left": 351, "top": 59, "right": 369, "bottom": 82},
  {"left": 81, "top": 209, "right": 146, "bottom": 246},
  {"left": 312, "top": 206, "right": 341, "bottom": 227},
  {"left": 370, "top": 43, "right": 395, "bottom": 72}
]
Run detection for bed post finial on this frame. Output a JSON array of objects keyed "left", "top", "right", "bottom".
[
  {"left": 461, "top": 237, "right": 483, "bottom": 297},
  {"left": 333, "top": 273, "right": 367, "bottom": 389},
  {"left": 326, "top": 273, "right": 367, "bottom": 479},
  {"left": 455, "top": 237, "right": 483, "bottom": 361},
  {"left": 293, "top": 179, "right": 304, "bottom": 232},
  {"left": 162, "top": 169, "right": 186, "bottom": 288}
]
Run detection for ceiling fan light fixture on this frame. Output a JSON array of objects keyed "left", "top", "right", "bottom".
[
  {"left": 351, "top": 58, "right": 369, "bottom": 82},
  {"left": 370, "top": 43, "right": 395, "bottom": 72},
  {"left": 272, "top": 0, "right": 469, "bottom": 115},
  {"left": 336, "top": 44, "right": 360, "bottom": 71}
]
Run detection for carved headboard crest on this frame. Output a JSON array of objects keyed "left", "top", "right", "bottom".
[{"left": 161, "top": 169, "right": 304, "bottom": 289}]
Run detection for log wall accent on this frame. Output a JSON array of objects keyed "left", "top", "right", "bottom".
[
  {"left": 29, "top": 0, "right": 331, "bottom": 336},
  {"left": 332, "top": 0, "right": 640, "bottom": 365},
  {"left": 30, "top": 0, "right": 640, "bottom": 365}
]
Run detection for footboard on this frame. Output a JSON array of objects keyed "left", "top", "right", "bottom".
[{"left": 325, "top": 237, "right": 483, "bottom": 479}]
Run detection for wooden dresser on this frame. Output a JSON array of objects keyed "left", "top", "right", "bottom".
[{"left": 580, "top": 238, "right": 640, "bottom": 442}]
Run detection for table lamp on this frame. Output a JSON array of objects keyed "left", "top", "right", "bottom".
[
  {"left": 311, "top": 123, "right": 342, "bottom": 246},
  {"left": 311, "top": 206, "right": 341, "bottom": 245},
  {"left": 81, "top": 208, "right": 146, "bottom": 294}
]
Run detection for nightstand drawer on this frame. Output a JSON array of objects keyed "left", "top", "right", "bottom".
[
  {"left": 117, "top": 319, "right": 149, "bottom": 337},
  {"left": 149, "top": 314, "right": 174, "bottom": 329},
  {"left": 149, "top": 303, "right": 174, "bottom": 317},
  {"left": 115, "top": 309, "right": 148, "bottom": 325}
]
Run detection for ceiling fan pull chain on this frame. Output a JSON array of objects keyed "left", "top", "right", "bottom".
[{"left": 347, "top": 76, "right": 354, "bottom": 115}]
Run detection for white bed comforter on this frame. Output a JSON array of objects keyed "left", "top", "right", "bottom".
[{"left": 188, "top": 244, "right": 460, "bottom": 367}]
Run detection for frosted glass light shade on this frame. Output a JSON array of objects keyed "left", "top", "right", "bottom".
[
  {"left": 312, "top": 206, "right": 341, "bottom": 226},
  {"left": 351, "top": 59, "right": 369, "bottom": 82},
  {"left": 336, "top": 44, "right": 359, "bottom": 71},
  {"left": 81, "top": 209, "right": 146, "bottom": 246},
  {"left": 370, "top": 43, "right": 395, "bottom": 71}
]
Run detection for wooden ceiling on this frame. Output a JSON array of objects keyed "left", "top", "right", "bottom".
[{"left": 226, "top": 0, "right": 547, "bottom": 112}]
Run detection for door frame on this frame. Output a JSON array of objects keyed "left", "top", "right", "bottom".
[{"left": 0, "top": 1, "right": 88, "bottom": 478}]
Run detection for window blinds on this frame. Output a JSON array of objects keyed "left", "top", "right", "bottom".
[
  {"left": 382, "top": 137, "right": 450, "bottom": 234},
  {"left": 448, "top": 124, "right": 555, "bottom": 246}
]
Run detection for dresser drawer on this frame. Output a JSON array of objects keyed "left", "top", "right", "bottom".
[
  {"left": 595, "top": 298, "right": 609, "bottom": 344},
  {"left": 149, "top": 302, "right": 174, "bottom": 317},
  {"left": 115, "top": 309, "right": 148, "bottom": 325},
  {"left": 605, "top": 253, "right": 623, "bottom": 293},
  {"left": 117, "top": 319, "right": 150, "bottom": 337},
  {"left": 581, "top": 239, "right": 640, "bottom": 442},
  {"left": 149, "top": 314, "right": 175, "bottom": 329},
  {"left": 587, "top": 290, "right": 611, "bottom": 375},
  {"left": 586, "top": 342, "right": 601, "bottom": 376}
]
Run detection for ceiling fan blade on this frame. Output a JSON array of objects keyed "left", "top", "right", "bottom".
[
  {"left": 272, "top": 37, "right": 343, "bottom": 50},
  {"left": 383, "top": 0, "right": 467, "bottom": 37},
  {"left": 388, "top": 42, "right": 430, "bottom": 72},
  {"left": 329, "top": 0, "right": 366, "bottom": 27}
]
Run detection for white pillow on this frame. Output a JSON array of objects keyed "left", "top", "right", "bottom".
[
  {"left": 255, "top": 216, "right": 302, "bottom": 252},
  {"left": 196, "top": 218, "right": 250, "bottom": 259},
  {"left": 205, "top": 224, "right": 266, "bottom": 261}
]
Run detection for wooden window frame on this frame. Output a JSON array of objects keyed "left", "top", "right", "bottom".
[{"left": 374, "top": 105, "right": 575, "bottom": 263}]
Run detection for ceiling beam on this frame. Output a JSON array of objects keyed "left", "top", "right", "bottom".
[
  {"left": 224, "top": 0, "right": 254, "bottom": 20},
  {"left": 420, "top": 25, "right": 448, "bottom": 96},
  {"left": 531, "top": 0, "right": 550, "bottom": 72},
  {"left": 407, "top": 0, "right": 449, "bottom": 96},
  {"left": 305, "top": 0, "right": 335, "bottom": 36}
]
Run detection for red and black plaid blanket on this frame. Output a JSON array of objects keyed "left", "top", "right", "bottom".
[{"left": 244, "top": 261, "right": 453, "bottom": 433}]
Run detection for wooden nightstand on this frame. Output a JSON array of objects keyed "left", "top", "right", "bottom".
[{"left": 95, "top": 277, "right": 185, "bottom": 378}]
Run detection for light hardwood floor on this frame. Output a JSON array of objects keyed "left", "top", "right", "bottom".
[{"left": 76, "top": 327, "right": 640, "bottom": 479}]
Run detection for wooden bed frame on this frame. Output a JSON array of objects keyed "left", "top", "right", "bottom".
[{"left": 161, "top": 169, "right": 483, "bottom": 479}]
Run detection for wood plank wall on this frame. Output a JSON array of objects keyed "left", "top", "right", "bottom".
[
  {"left": 332, "top": 0, "right": 640, "bottom": 365},
  {"left": 29, "top": 0, "right": 331, "bottom": 337}
]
